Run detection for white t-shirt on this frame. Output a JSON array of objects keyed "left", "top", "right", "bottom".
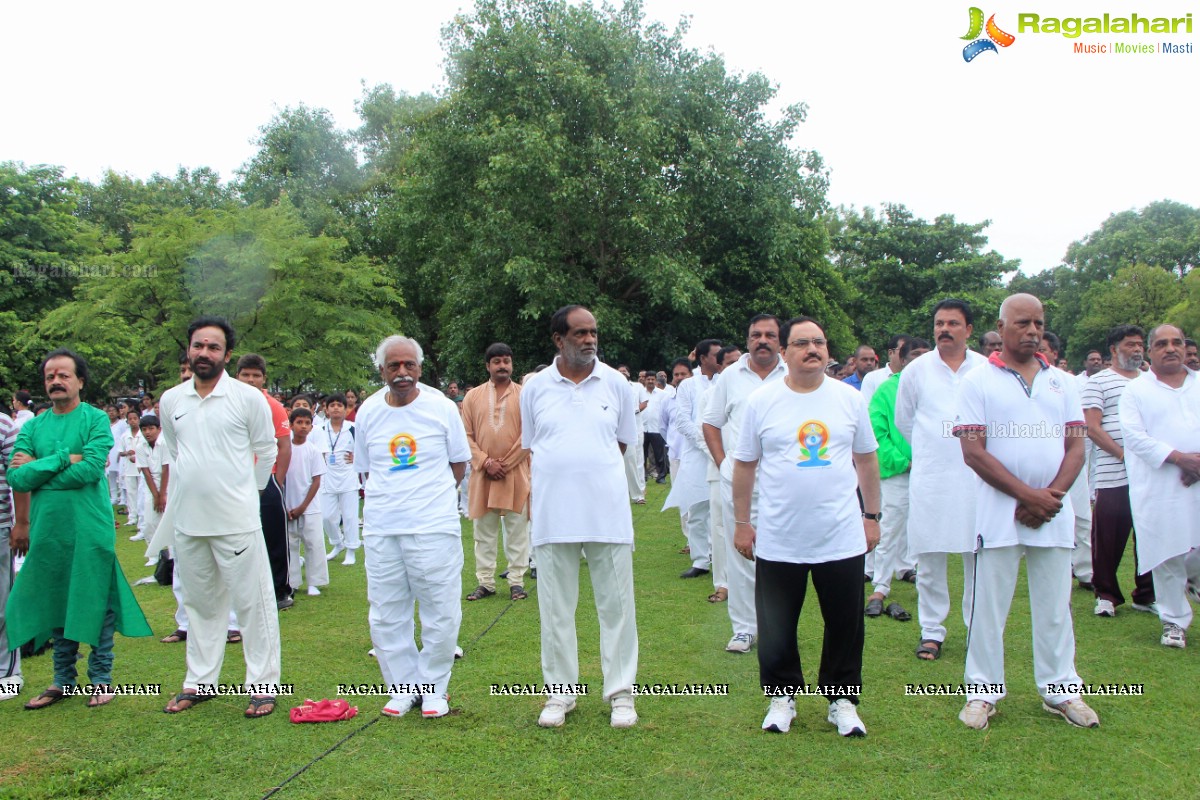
[
  {"left": 285, "top": 438, "right": 328, "bottom": 513},
  {"left": 954, "top": 356, "right": 1085, "bottom": 549},
  {"left": 319, "top": 420, "right": 359, "bottom": 494},
  {"left": 701, "top": 352, "right": 786, "bottom": 483},
  {"left": 134, "top": 435, "right": 170, "bottom": 485},
  {"left": 733, "top": 376, "right": 878, "bottom": 564},
  {"left": 521, "top": 357, "right": 637, "bottom": 545},
  {"left": 120, "top": 431, "right": 142, "bottom": 478},
  {"left": 354, "top": 384, "right": 470, "bottom": 536}
]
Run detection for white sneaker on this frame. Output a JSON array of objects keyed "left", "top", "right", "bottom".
[
  {"left": 1130, "top": 602, "right": 1159, "bottom": 614},
  {"left": 342, "top": 551, "right": 357, "bottom": 566},
  {"left": 1094, "top": 599, "right": 1116, "bottom": 617},
  {"left": 610, "top": 694, "right": 637, "bottom": 728},
  {"left": 326, "top": 544, "right": 345, "bottom": 561},
  {"left": 1162, "top": 622, "right": 1187, "bottom": 648},
  {"left": 959, "top": 699, "right": 996, "bottom": 730},
  {"left": 381, "top": 694, "right": 419, "bottom": 717},
  {"left": 145, "top": 558, "right": 158, "bottom": 567},
  {"left": 454, "top": 646, "right": 464, "bottom": 659},
  {"left": 762, "top": 696, "right": 796, "bottom": 733},
  {"left": 1043, "top": 697, "right": 1100, "bottom": 728},
  {"left": 827, "top": 698, "right": 866, "bottom": 737},
  {"left": 129, "top": 533, "right": 145, "bottom": 541},
  {"left": 725, "top": 632, "right": 756, "bottom": 653},
  {"left": 421, "top": 693, "right": 450, "bottom": 718},
  {"left": 367, "top": 648, "right": 376, "bottom": 658},
  {"left": 0, "top": 676, "right": 23, "bottom": 701},
  {"left": 538, "top": 696, "right": 576, "bottom": 728},
  {"left": 307, "top": 586, "right": 321, "bottom": 596}
]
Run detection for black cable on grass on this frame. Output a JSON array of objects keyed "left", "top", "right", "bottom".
[{"left": 263, "top": 590, "right": 530, "bottom": 797}]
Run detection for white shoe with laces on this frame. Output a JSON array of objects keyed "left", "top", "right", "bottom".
[
  {"left": 538, "top": 696, "right": 576, "bottom": 728},
  {"left": 1094, "top": 599, "right": 1115, "bottom": 617},
  {"left": 1130, "top": 601, "right": 1158, "bottom": 614},
  {"left": 381, "top": 694, "right": 419, "bottom": 717},
  {"left": 725, "top": 632, "right": 756, "bottom": 653},
  {"left": 1161, "top": 622, "right": 1187, "bottom": 648},
  {"left": 610, "top": 694, "right": 637, "bottom": 728},
  {"left": 959, "top": 699, "right": 996, "bottom": 730},
  {"left": 761, "top": 696, "right": 796, "bottom": 733},
  {"left": 827, "top": 698, "right": 866, "bottom": 737},
  {"left": 1043, "top": 697, "right": 1100, "bottom": 728},
  {"left": 421, "top": 693, "right": 450, "bottom": 718}
]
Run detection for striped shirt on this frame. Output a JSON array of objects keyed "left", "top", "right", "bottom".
[
  {"left": 1081, "top": 368, "right": 1133, "bottom": 489},
  {"left": 0, "top": 415, "right": 15, "bottom": 526}
]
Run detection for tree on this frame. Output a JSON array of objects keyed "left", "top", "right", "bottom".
[
  {"left": 829, "top": 204, "right": 1014, "bottom": 352},
  {"left": 1065, "top": 200, "right": 1200, "bottom": 281},
  {"left": 39, "top": 202, "right": 404, "bottom": 395},
  {"left": 365, "top": 0, "right": 844, "bottom": 380},
  {"left": 1073, "top": 264, "right": 1184, "bottom": 356},
  {"left": 77, "top": 167, "right": 236, "bottom": 250}
]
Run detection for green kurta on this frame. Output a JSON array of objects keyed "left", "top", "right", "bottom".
[{"left": 7, "top": 402, "right": 152, "bottom": 649}]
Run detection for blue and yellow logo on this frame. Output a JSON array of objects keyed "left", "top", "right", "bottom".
[
  {"left": 797, "top": 420, "right": 831, "bottom": 468},
  {"left": 389, "top": 433, "right": 419, "bottom": 471}
]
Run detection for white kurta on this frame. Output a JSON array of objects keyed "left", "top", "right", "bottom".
[
  {"left": 1119, "top": 369, "right": 1200, "bottom": 572},
  {"left": 662, "top": 373, "right": 713, "bottom": 512},
  {"left": 894, "top": 348, "right": 987, "bottom": 554}
]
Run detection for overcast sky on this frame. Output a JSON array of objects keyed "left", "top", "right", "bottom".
[{"left": 3, "top": 0, "right": 1195, "bottom": 274}]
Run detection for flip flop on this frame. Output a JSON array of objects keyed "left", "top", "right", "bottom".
[
  {"left": 160, "top": 629, "right": 187, "bottom": 644},
  {"left": 227, "top": 630, "right": 243, "bottom": 644},
  {"left": 885, "top": 602, "right": 912, "bottom": 621},
  {"left": 24, "top": 687, "right": 66, "bottom": 710},
  {"left": 164, "top": 691, "right": 213, "bottom": 714},
  {"left": 87, "top": 685, "right": 116, "bottom": 707},
  {"left": 865, "top": 597, "right": 884, "bottom": 617},
  {"left": 466, "top": 585, "right": 496, "bottom": 601},
  {"left": 245, "top": 695, "right": 276, "bottom": 718},
  {"left": 510, "top": 585, "right": 528, "bottom": 600},
  {"left": 916, "top": 639, "right": 942, "bottom": 660},
  {"left": 708, "top": 588, "right": 728, "bottom": 603}
]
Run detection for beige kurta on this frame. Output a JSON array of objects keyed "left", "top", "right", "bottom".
[{"left": 462, "top": 381, "right": 530, "bottom": 518}]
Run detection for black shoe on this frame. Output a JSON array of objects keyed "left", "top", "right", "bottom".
[
  {"left": 863, "top": 574, "right": 873, "bottom": 584},
  {"left": 898, "top": 569, "right": 917, "bottom": 583},
  {"left": 680, "top": 567, "right": 710, "bottom": 579},
  {"left": 530, "top": 568, "right": 537, "bottom": 580},
  {"left": 277, "top": 595, "right": 294, "bottom": 611},
  {"left": 498, "top": 571, "right": 509, "bottom": 580},
  {"left": 1077, "top": 581, "right": 1094, "bottom": 591},
  {"left": 655, "top": 476, "right": 667, "bottom": 484}
]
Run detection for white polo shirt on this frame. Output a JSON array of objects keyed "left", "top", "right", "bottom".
[
  {"left": 355, "top": 384, "right": 470, "bottom": 536},
  {"left": 521, "top": 357, "right": 637, "bottom": 546},
  {"left": 160, "top": 371, "right": 277, "bottom": 536},
  {"left": 701, "top": 352, "right": 786, "bottom": 483},
  {"left": 954, "top": 354, "right": 1085, "bottom": 550},
  {"left": 733, "top": 376, "right": 878, "bottom": 564},
  {"left": 134, "top": 434, "right": 170, "bottom": 485}
]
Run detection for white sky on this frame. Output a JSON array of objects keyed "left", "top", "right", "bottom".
[{"left": 3, "top": 0, "right": 1196, "bottom": 274}]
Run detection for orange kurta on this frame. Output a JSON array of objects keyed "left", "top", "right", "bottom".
[{"left": 461, "top": 381, "right": 530, "bottom": 518}]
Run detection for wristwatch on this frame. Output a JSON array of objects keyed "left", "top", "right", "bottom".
[{"left": 862, "top": 512, "right": 883, "bottom": 521}]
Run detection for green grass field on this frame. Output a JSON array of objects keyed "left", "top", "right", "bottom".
[{"left": 2, "top": 481, "right": 1195, "bottom": 800}]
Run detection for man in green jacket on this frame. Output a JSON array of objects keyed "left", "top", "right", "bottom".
[{"left": 865, "top": 338, "right": 930, "bottom": 617}]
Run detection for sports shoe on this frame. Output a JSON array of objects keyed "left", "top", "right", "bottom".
[
  {"left": 1161, "top": 622, "right": 1187, "bottom": 648},
  {"left": 342, "top": 551, "right": 357, "bottom": 566},
  {"left": 276, "top": 595, "right": 294, "bottom": 611},
  {"left": 959, "top": 699, "right": 995, "bottom": 730},
  {"left": 762, "top": 696, "right": 796, "bottom": 733},
  {"left": 1130, "top": 602, "right": 1159, "bottom": 614},
  {"left": 827, "top": 698, "right": 866, "bottom": 737},
  {"left": 538, "top": 696, "right": 576, "bottom": 728},
  {"left": 1044, "top": 698, "right": 1099, "bottom": 728},
  {"left": 421, "top": 693, "right": 450, "bottom": 718},
  {"left": 307, "top": 586, "right": 321, "bottom": 596},
  {"left": 610, "top": 694, "right": 637, "bottom": 728},
  {"left": 326, "top": 544, "right": 345, "bottom": 561},
  {"left": 367, "top": 648, "right": 376, "bottom": 658},
  {"left": 1094, "top": 599, "right": 1115, "bottom": 617},
  {"left": 129, "top": 533, "right": 145, "bottom": 541},
  {"left": 454, "top": 646, "right": 464, "bottom": 659},
  {"left": 381, "top": 694, "right": 419, "bottom": 717},
  {"left": 726, "top": 632, "right": 756, "bottom": 653}
]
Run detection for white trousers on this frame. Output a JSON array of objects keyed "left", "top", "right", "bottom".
[
  {"left": 107, "top": 471, "right": 121, "bottom": 505},
  {"left": 123, "top": 475, "right": 140, "bottom": 522},
  {"left": 473, "top": 510, "right": 530, "bottom": 590},
  {"left": 175, "top": 530, "right": 281, "bottom": 689},
  {"left": 915, "top": 551, "right": 977, "bottom": 643},
  {"left": 1152, "top": 548, "right": 1200, "bottom": 629},
  {"left": 684, "top": 500, "right": 711, "bottom": 570},
  {"left": 322, "top": 490, "right": 361, "bottom": 550},
  {"left": 137, "top": 481, "right": 150, "bottom": 537},
  {"left": 873, "top": 474, "right": 913, "bottom": 597},
  {"left": 171, "top": 550, "right": 238, "bottom": 633},
  {"left": 0, "top": 526, "right": 20, "bottom": 682},
  {"left": 1072, "top": 509, "right": 1094, "bottom": 583},
  {"left": 669, "top": 458, "right": 687, "bottom": 538},
  {"left": 623, "top": 431, "right": 646, "bottom": 502},
  {"left": 458, "top": 463, "right": 471, "bottom": 516},
  {"left": 720, "top": 478, "right": 757, "bottom": 637},
  {"left": 288, "top": 513, "right": 330, "bottom": 588},
  {"left": 535, "top": 542, "right": 638, "bottom": 702},
  {"left": 709, "top": 479, "right": 727, "bottom": 590},
  {"left": 965, "top": 545, "right": 1081, "bottom": 705},
  {"left": 365, "top": 532, "right": 463, "bottom": 699}
]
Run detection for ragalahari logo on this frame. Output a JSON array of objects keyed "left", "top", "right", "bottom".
[{"left": 962, "top": 7, "right": 1016, "bottom": 61}]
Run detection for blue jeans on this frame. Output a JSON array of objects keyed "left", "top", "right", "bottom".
[{"left": 52, "top": 607, "right": 116, "bottom": 688}]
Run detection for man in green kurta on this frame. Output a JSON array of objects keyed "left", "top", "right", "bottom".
[{"left": 7, "top": 348, "right": 152, "bottom": 709}]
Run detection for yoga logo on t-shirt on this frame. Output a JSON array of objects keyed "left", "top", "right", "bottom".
[
  {"left": 389, "top": 433, "right": 419, "bottom": 471},
  {"left": 796, "top": 420, "right": 831, "bottom": 468}
]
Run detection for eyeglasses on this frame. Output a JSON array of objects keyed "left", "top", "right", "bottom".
[{"left": 787, "top": 338, "right": 827, "bottom": 349}]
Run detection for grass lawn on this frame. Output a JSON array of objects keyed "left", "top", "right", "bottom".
[{"left": 2, "top": 480, "right": 1195, "bottom": 799}]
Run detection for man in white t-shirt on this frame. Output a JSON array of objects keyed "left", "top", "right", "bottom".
[
  {"left": 702, "top": 314, "right": 786, "bottom": 653},
  {"left": 1119, "top": 324, "right": 1200, "bottom": 649},
  {"left": 617, "top": 365, "right": 648, "bottom": 504},
  {"left": 521, "top": 305, "right": 639, "bottom": 729},
  {"left": 732, "top": 315, "right": 881, "bottom": 738},
  {"left": 954, "top": 293, "right": 1098, "bottom": 730},
  {"left": 356, "top": 336, "right": 470, "bottom": 719},
  {"left": 319, "top": 393, "right": 361, "bottom": 564}
]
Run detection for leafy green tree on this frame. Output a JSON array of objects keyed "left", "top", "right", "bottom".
[
  {"left": 829, "top": 203, "right": 1013, "bottom": 352},
  {"left": 364, "top": 0, "right": 844, "bottom": 379},
  {"left": 77, "top": 167, "right": 236, "bottom": 250},
  {"left": 1072, "top": 264, "right": 1184, "bottom": 357},
  {"left": 1065, "top": 200, "right": 1200, "bottom": 281}
]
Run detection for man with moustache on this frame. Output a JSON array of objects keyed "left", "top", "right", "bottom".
[
  {"left": 702, "top": 314, "right": 786, "bottom": 652},
  {"left": 894, "top": 299, "right": 987, "bottom": 661},
  {"left": 642, "top": 371, "right": 669, "bottom": 484},
  {"left": 355, "top": 336, "right": 470, "bottom": 718},
  {"left": 462, "top": 343, "right": 531, "bottom": 602},
  {"left": 9, "top": 349, "right": 151, "bottom": 709},
  {"left": 521, "top": 305, "right": 639, "bottom": 728},
  {"left": 1083, "top": 325, "right": 1156, "bottom": 617},
  {"left": 1119, "top": 324, "right": 1200, "bottom": 648},
  {"left": 955, "top": 294, "right": 1097, "bottom": 730},
  {"left": 159, "top": 318, "right": 281, "bottom": 717},
  {"left": 1185, "top": 339, "right": 1199, "bottom": 372}
]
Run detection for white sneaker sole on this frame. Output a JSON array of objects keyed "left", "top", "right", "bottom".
[{"left": 1042, "top": 702, "right": 1099, "bottom": 728}]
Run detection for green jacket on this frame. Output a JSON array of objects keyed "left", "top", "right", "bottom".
[{"left": 868, "top": 373, "right": 911, "bottom": 480}]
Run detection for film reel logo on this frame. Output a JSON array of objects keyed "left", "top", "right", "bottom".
[{"left": 962, "top": 8, "right": 1016, "bottom": 61}]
